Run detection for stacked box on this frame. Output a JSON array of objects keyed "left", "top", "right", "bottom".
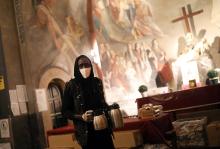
[
  {"left": 48, "top": 134, "right": 81, "bottom": 149},
  {"left": 206, "top": 121, "right": 220, "bottom": 146},
  {"left": 172, "top": 117, "right": 207, "bottom": 147},
  {"left": 113, "top": 129, "right": 143, "bottom": 148}
]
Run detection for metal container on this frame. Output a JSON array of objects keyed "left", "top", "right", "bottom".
[
  {"left": 110, "top": 103, "right": 124, "bottom": 129},
  {"left": 93, "top": 111, "right": 108, "bottom": 130}
]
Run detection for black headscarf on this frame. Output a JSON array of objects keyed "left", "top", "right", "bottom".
[
  {"left": 74, "top": 55, "right": 94, "bottom": 81},
  {"left": 74, "top": 55, "right": 99, "bottom": 111}
]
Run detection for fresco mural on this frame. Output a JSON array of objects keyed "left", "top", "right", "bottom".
[
  {"left": 15, "top": 0, "right": 220, "bottom": 115},
  {"left": 93, "top": 0, "right": 163, "bottom": 43},
  {"left": 93, "top": 0, "right": 171, "bottom": 115},
  {"left": 22, "top": 0, "right": 91, "bottom": 79},
  {"left": 93, "top": 0, "right": 220, "bottom": 115}
]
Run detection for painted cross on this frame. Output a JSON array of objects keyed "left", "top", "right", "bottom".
[{"left": 172, "top": 4, "right": 203, "bottom": 36}]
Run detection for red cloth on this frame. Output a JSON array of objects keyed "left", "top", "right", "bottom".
[
  {"left": 158, "top": 62, "right": 173, "bottom": 84},
  {"left": 47, "top": 125, "right": 75, "bottom": 136}
]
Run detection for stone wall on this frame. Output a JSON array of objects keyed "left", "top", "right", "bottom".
[
  {"left": 0, "top": 0, "right": 24, "bottom": 88},
  {"left": 0, "top": 1, "right": 46, "bottom": 148}
]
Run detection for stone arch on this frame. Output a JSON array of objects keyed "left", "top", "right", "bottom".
[
  {"left": 38, "top": 67, "right": 71, "bottom": 132},
  {"left": 39, "top": 67, "right": 71, "bottom": 89}
]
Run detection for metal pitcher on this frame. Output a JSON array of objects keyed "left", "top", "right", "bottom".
[
  {"left": 109, "top": 103, "right": 124, "bottom": 129},
  {"left": 93, "top": 110, "right": 108, "bottom": 130}
]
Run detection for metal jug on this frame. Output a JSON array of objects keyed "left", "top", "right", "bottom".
[
  {"left": 93, "top": 110, "right": 108, "bottom": 130},
  {"left": 109, "top": 103, "right": 124, "bottom": 129}
]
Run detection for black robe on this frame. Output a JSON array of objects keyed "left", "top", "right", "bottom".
[{"left": 62, "top": 55, "right": 115, "bottom": 148}]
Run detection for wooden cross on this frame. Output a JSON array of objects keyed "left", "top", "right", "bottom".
[{"left": 172, "top": 4, "right": 203, "bottom": 36}]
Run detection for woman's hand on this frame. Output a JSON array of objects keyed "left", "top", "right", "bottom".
[{"left": 82, "top": 110, "right": 94, "bottom": 122}]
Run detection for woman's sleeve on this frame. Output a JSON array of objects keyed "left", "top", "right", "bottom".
[{"left": 62, "top": 81, "right": 83, "bottom": 121}]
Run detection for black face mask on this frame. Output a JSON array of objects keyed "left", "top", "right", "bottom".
[
  {"left": 78, "top": 57, "right": 91, "bottom": 68},
  {"left": 78, "top": 63, "right": 91, "bottom": 69}
]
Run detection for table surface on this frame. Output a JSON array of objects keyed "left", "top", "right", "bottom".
[{"left": 48, "top": 113, "right": 173, "bottom": 144}]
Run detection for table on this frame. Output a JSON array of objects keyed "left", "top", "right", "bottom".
[
  {"left": 136, "top": 84, "right": 220, "bottom": 119},
  {"left": 115, "top": 114, "right": 173, "bottom": 144},
  {"left": 47, "top": 114, "right": 173, "bottom": 144}
]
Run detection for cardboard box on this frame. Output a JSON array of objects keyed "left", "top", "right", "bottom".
[
  {"left": 113, "top": 129, "right": 143, "bottom": 148},
  {"left": 138, "top": 107, "right": 154, "bottom": 119},
  {"left": 48, "top": 134, "right": 81, "bottom": 149},
  {"left": 206, "top": 121, "right": 220, "bottom": 146}
]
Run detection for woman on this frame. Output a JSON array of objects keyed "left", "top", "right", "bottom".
[{"left": 62, "top": 55, "right": 115, "bottom": 149}]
